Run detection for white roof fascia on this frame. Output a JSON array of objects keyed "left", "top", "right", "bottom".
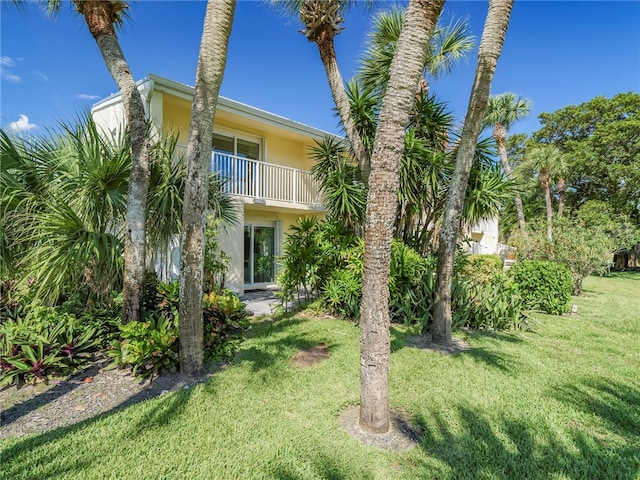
[{"left": 92, "top": 73, "right": 342, "bottom": 143}]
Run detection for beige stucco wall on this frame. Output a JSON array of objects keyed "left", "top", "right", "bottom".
[{"left": 161, "top": 95, "right": 317, "bottom": 171}]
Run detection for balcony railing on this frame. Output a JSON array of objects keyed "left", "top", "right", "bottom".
[
  {"left": 211, "top": 152, "right": 321, "bottom": 205},
  {"left": 175, "top": 146, "right": 322, "bottom": 206}
]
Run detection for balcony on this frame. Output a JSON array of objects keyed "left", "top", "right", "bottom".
[{"left": 211, "top": 151, "right": 322, "bottom": 207}]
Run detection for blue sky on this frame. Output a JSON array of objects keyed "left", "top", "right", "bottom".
[{"left": 1, "top": 1, "right": 639, "bottom": 138}]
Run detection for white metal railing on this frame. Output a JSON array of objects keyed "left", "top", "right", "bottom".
[
  {"left": 211, "top": 152, "right": 322, "bottom": 205},
  {"left": 175, "top": 146, "right": 322, "bottom": 206}
]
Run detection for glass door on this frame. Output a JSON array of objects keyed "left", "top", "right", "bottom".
[{"left": 244, "top": 224, "right": 275, "bottom": 286}]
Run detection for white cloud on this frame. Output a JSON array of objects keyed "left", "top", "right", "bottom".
[
  {"left": 33, "top": 71, "right": 48, "bottom": 81},
  {"left": 0, "top": 56, "right": 16, "bottom": 67},
  {"left": 77, "top": 93, "right": 100, "bottom": 100},
  {"left": 8, "top": 114, "right": 37, "bottom": 132},
  {"left": 1, "top": 72, "right": 21, "bottom": 83},
  {"left": 0, "top": 56, "right": 21, "bottom": 83}
]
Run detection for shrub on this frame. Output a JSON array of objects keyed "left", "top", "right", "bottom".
[
  {"left": 460, "top": 275, "right": 528, "bottom": 330},
  {"left": 202, "top": 290, "right": 251, "bottom": 362},
  {"left": 509, "top": 218, "right": 620, "bottom": 294},
  {"left": 0, "top": 307, "right": 101, "bottom": 387},
  {"left": 107, "top": 315, "right": 179, "bottom": 377},
  {"left": 322, "top": 268, "right": 362, "bottom": 320},
  {"left": 509, "top": 260, "right": 573, "bottom": 314},
  {"left": 461, "top": 254, "right": 504, "bottom": 285},
  {"left": 107, "top": 282, "right": 251, "bottom": 376}
]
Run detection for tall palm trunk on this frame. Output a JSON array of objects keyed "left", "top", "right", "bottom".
[
  {"left": 179, "top": 0, "right": 236, "bottom": 375},
  {"left": 300, "top": 0, "right": 371, "bottom": 183},
  {"left": 359, "top": 0, "right": 445, "bottom": 434},
  {"left": 557, "top": 176, "right": 566, "bottom": 217},
  {"left": 541, "top": 170, "right": 553, "bottom": 242},
  {"left": 494, "top": 124, "right": 527, "bottom": 235},
  {"left": 433, "top": 0, "right": 514, "bottom": 346},
  {"left": 76, "top": 0, "right": 150, "bottom": 323}
]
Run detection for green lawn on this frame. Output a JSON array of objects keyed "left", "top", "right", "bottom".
[{"left": 2, "top": 273, "right": 639, "bottom": 479}]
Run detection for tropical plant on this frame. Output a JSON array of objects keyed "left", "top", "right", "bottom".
[
  {"left": 0, "top": 307, "right": 102, "bottom": 387},
  {"left": 275, "top": 0, "right": 371, "bottom": 182},
  {"left": 1, "top": 116, "right": 129, "bottom": 304},
  {"left": 518, "top": 144, "right": 570, "bottom": 242},
  {"left": 358, "top": 7, "right": 474, "bottom": 97},
  {"left": 1, "top": 118, "right": 235, "bottom": 307},
  {"left": 179, "top": 0, "right": 236, "bottom": 375},
  {"left": 433, "top": 0, "right": 515, "bottom": 347},
  {"left": 509, "top": 260, "right": 573, "bottom": 314},
  {"left": 10, "top": 0, "right": 154, "bottom": 323},
  {"left": 358, "top": 0, "right": 446, "bottom": 435},
  {"left": 483, "top": 92, "right": 532, "bottom": 234}
]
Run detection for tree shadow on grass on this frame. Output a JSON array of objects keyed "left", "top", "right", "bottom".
[
  {"left": 270, "top": 450, "right": 376, "bottom": 480},
  {"left": 390, "top": 326, "right": 522, "bottom": 374},
  {"left": 551, "top": 376, "right": 640, "bottom": 441},
  {"left": 414, "top": 402, "right": 640, "bottom": 480},
  {"left": 235, "top": 317, "right": 339, "bottom": 374},
  {"left": 0, "top": 383, "right": 196, "bottom": 480}
]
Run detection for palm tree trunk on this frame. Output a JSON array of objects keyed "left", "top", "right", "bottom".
[
  {"left": 314, "top": 22, "right": 371, "bottom": 184},
  {"left": 359, "top": 0, "right": 444, "bottom": 435},
  {"left": 179, "top": 0, "right": 236, "bottom": 375},
  {"left": 433, "top": 0, "right": 514, "bottom": 346},
  {"left": 496, "top": 134, "right": 527, "bottom": 235},
  {"left": 557, "top": 177, "right": 566, "bottom": 217},
  {"left": 77, "top": 0, "right": 150, "bottom": 324},
  {"left": 541, "top": 174, "right": 553, "bottom": 242}
]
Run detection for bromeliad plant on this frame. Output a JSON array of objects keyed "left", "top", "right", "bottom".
[{"left": 0, "top": 307, "right": 101, "bottom": 387}]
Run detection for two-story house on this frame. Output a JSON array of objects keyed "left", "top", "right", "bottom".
[
  {"left": 92, "top": 73, "right": 503, "bottom": 295},
  {"left": 92, "top": 74, "right": 332, "bottom": 295}
]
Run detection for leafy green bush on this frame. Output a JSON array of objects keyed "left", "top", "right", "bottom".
[
  {"left": 322, "top": 268, "right": 362, "bottom": 320},
  {"left": 461, "top": 275, "right": 528, "bottom": 330},
  {"left": 203, "top": 290, "right": 251, "bottom": 362},
  {"left": 509, "top": 218, "right": 621, "bottom": 294},
  {"left": 277, "top": 217, "right": 358, "bottom": 308},
  {"left": 1, "top": 307, "right": 101, "bottom": 387},
  {"left": 509, "top": 260, "right": 573, "bottom": 314},
  {"left": 107, "top": 282, "right": 250, "bottom": 376},
  {"left": 461, "top": 254, "right": 503, "bottom": 285},
  {"left": 107, "top": 315, "right": 179, "bottom": 377}
]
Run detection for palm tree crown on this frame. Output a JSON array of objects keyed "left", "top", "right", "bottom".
[{"left": 483, "top": 92, "right": 532, "bottom": 141}]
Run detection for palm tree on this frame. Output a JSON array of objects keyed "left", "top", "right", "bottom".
[
  {"left": 519, "top": 144, "right": 569, "bottom": 242},
  {"left": 1, "top": 117, "right": 236, "bottom": 307},
  {"left": 358, "top": 7, "right": 474, "bottom": 97},
  {"left": 15, "top": 0, "right": 153, "bottom": 323},
  {"left": 358, "top": 0, "right": 445, "bottom": 436},
  {"left": 433, "top": 0, "right": 515, "bottom": 347},
  {"left": 483, "top": 92, "right": 531, "bottom": 235},
  {"left": 179, "top": 0, "right": 236, "bottom": 376},
  {"left": 1, "top": 116, "right": 129, "bottom": 303},
  {"left": 274, "top": 0, "right": 371, "bottom": 183}
]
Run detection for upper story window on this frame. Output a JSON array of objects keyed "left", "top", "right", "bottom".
[{"left": 213, "top": 133, "right": 260, "bottom": 161}]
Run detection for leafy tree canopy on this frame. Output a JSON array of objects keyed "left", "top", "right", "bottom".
[{"left": 533, "top": 92, "right": 640, "bottom": 222}]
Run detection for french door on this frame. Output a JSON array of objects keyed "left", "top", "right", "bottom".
[{"left": 244, "top": 223, "right": 276, "bottom": 286}]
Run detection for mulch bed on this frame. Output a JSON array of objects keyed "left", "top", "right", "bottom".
[{"left": 0, "top": 357, "right": 212, "bottom": 439}]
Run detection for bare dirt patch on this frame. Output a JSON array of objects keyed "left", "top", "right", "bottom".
[
  {"left": 403, "top": 334, "right": 470, "bottom": 355},
  {"left": 338, "top": 405, "right": 422, "bottom": 451},
  {"left": 290, "top": 343, "right": 330, "bottom": 368},
  {"left": 0, "top": 357, "right": 213, "bottom": 439}
]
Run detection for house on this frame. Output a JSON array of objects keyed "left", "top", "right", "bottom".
[
  {"left": 92, "top": 74, "right": 333, "bottom": 295},
  {"left": 463, "top": 217, "right": 499, "bottom": 255},
  {"left": 92, "top": 73, "right": 503, "bottom": 294}
]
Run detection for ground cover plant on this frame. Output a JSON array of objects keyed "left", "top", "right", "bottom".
[{"left": 1, "top": 272, "right": 638, "bottom": 479}]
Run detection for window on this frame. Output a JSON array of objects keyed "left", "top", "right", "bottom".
[{"left": 211, "top": 133, "right": 261, "bottom": 195}]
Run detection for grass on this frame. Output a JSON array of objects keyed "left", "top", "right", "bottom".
[{"left": 1, "top": 272, "right": 639, "bottom": 479}]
